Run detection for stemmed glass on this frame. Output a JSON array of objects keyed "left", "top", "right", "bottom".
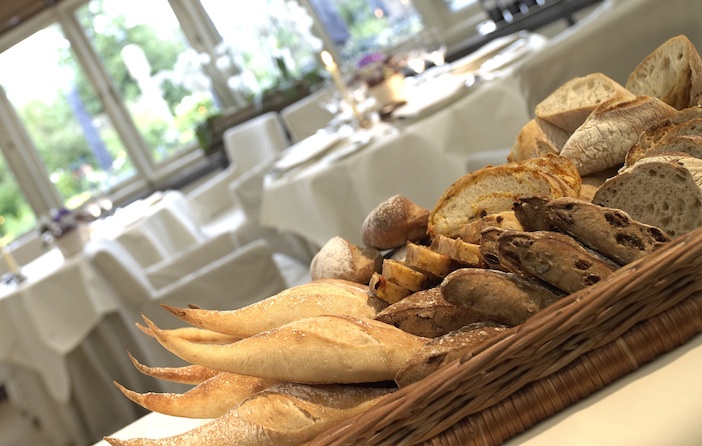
[{"left": 421, "top": 27, "right": 447, "bottom": 70}]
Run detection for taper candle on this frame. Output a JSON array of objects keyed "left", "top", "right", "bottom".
[{"left": 320, "top": 50, "right": 365, "bottom": 125}]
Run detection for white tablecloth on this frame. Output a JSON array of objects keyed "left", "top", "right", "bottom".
[{"left": 261, "top": 71, "right": 532, "bottom": 249}]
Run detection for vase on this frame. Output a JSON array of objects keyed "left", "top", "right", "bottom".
[
  {"left": 368, "top": 73, "right": 408, "bottom": 107},
  {"left": 55, "top": 224, "right": 91, "bottom": 258}
]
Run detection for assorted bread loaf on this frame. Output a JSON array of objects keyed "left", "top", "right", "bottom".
[{"left": 106, "top": 34, "right": 702, "bottom": 446}]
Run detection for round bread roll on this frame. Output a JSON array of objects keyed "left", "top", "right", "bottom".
[
  {"left": 310, "top": 236, "right": 382, "bottom": 284},
  {"left": 361, "top": 195, "right": 429, "bottom": 250}
]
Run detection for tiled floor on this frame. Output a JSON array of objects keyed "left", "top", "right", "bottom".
[{"left": 0, "top": 397, "right": 59, "bottom": 446}]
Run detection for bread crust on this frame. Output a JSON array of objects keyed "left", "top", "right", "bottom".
[
  {"left": 310, "top": 236, "right": 382, "bottom": 284},
  {"left": 362, "top": 195, "right": 429, "bottom": 250}
]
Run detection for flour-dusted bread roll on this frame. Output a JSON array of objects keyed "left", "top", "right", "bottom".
[
  {"left": 104, "top": 383, "right": 393, "bottom": 446},
  {"left": 535, "top": 72, "right": 635, "bottom": 133},
  {"left": 560, "top": 95, "right": 676, "bottom": 176},
  {"left": 374, "top": 287, "right": 486, "bottom": 338},
  {"left": 428, "top": 154, "right": 581, "bottom": 239},
  {"left": 507, "top": 117, "right": 570, "bottom": 162},
  {"left": 626, "top": 35, "right": 702, "bottom": 110},
  {"left": 394, "top": 321, "right": 509, "bottom": 388},
  {"left": 310, "top": 236, "right": 382, "bottom": 284},
  {"left": 144, "top": 315, "right": 429, "bottom": 384},
  {"left": 593, "top": 154, "right": 702, "bottom": 237},
  {"left": 361, "top": 194, "right": 429, "bottom": 250},
  {"left": 161, "top": 279, "right": 386, "bottom": 339}
]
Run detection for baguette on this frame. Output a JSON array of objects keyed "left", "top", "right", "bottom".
[
  {"left": 440, "top": 268, "right": 563, "bottom": 326},
  {"left": 114, "top": 372, "right": 279, "bottom": 419},
  {"left": 160, "top": 279, "right": 386, "bottom": 339},
  {"left": 593, "top": 154, "right": 702, "bottom": 237},
  {"left": 361, "top": 195, "right": 429, "bottom": 250},
  {"left": 497, "top": 230, "right": 618, "bottom": 294},
  {"left": 559, "top": 95, "right": 677, "bottom": 176},
  {"left": 104, "top": 383, "right": 393, "bottom": 446},
  {"left": 127, "top": 352, "right": 220, "bottom": 385},
  {"left": 374, "top": 287, "right": 486, "bottom": 338}
]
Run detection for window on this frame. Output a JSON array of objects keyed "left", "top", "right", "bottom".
[
  {"left": 0, "top": 0, "right": 484, "bottom": 241},
  {"left": 0, "top": 24, "right": 136, "bottom": 210},
  {"left": 76, "top": 0, "right": 219, "bottom": 164}
]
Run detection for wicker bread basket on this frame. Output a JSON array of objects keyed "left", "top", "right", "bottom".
[{"left": 307, "top": 225, "right": 702, "bottom": 446}]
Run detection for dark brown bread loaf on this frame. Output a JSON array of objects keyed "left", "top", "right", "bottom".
[
  {"left": 394, "top": 321, "right": 509, "bottom": 388},
  {"left": 374, "top": 287, "right": 486, "bottom": 338},
  {"left": 440, "top": 268, "right": 563, "bottom": 326},
  {"left": 478, "top": 227, "right": 517, "bottom": 272},
  {"left": 544, "top": 197, "right": 671, "bottom": 265},
  {"left": 512, "top": 196, "right": 553, "bottom": 231},
  {"left": 497, "top": 230, "right": 619, "bottom": 294}
]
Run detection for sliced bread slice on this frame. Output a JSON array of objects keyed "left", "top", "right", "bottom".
[
  {"left": 626, "top": 35, "right": 702, "bottom": 110},
  {"left": 428, "top": 154, "right": 581, "bottom": 238},
  {"left": 592, "top": 154, "right": 702, "bottom": 237},
  {"left": 535, "top": 72, "right": 635, "bottom": 133},
  {"left": 507, "top": 117, "right": 570, "bottom": 163}
]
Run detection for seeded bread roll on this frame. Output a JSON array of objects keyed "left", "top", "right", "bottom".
[
  {"left": 310, "top": 236, "right": 382, "bottom": 284},
  {"left": 497, "top": 230, "right": 619, "bottom": 294},
  {"left": 394, "top": 322, "right": 509, "bottom": 388},
  {"left": 362, "top": 195, "right": 429, "bottom": 250},
  {"left": 545, "top": 197, "right": 671, "bottom": 265},
  {"left": 559, "top": 95, "right": 677, "bottom": 176},
  {"left": 440, "top": 268, "right": 563, "bottom": 326},
  {"left": 593, "top": 154, "right": 702, "bottom": 237},
  {"left": 374, "top": 287, "right": 486, "bottom": 338},
  {"left": 535, "top": 72, "right": 635, "bottom": 133},
  {"left": 626, "top": 35, "right": 702, "bottom": 110}
]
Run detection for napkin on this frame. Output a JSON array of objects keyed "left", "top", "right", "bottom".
[
  {"left": 272, "top": 129, "right": 344, "bottom": 173},
  {"left": 393, "top": 74, "right": 467, "bottom": 120}
]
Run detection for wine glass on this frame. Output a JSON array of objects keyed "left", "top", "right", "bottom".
[{"left": 420, "top": 27, "right": 447, "bottom": 73}]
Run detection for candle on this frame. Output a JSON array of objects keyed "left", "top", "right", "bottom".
[
  {"left": 0, "top": 239, "right": 20, "bottom": 275},
  {"left": 320, "top": 50, "right": 366, "bottom": 126}
]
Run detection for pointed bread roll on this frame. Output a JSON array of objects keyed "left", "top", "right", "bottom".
[
  {"left": 560, "top": 96, "right": 676, "bottom": 175},
  {"left": 104, "top": 383, "right": 392, "bottom": 446},
  {"left": 593, "top": 154, "right": 702, "bottom": 237},
  {"left": 535, "top": 72, "right": 635, "bottom": 133},
  {"left": 161, "top": 279, "right": 386, "bottom": 339},
  {"left": 626, "top": 35, "right": 702, "bottom": 110},
  {"left": 144, "top": 315, "right": 429, "bottom": 384}
]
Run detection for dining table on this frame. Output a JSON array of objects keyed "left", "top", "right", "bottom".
[
  {"left": 259, "top": 32, "right": 545, "bottom": 250},
  {"left": 0, "top": 190, "right": 209, "bottom": 445}
]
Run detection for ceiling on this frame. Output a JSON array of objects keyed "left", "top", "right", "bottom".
[{"left": 0, "top": 1, "right": 61, "bottom": 38}]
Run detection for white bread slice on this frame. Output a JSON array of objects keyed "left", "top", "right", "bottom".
[
  {"left": 428, "top": 154, "right": 581, "bottom": 238},
  {"left": 560, "top": 96, "right": 676, "bottom": 176},
  {"left": 592, "top": 154, "right": 702, "bottom": 237},
  {"left": 626, "top": 35, "right": 702, "bottom": 110},
  {"left": 507, "top": 117, "right": 570, "bottom": 162},
  {"left": 535, "top": 72, "right": 635, "bottom": 133}
]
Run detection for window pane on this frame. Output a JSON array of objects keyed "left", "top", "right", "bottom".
[
  {"left": 0, "top": 24, "right": 136, "bottom": 210},
  {"left": 77, "top": 0, "right": 220, "bottom": 163},
  {"left": 309, "top": 0, "right": 423, "bottom": 63},
  {"left": 201, "top": 0, "right": 324, "bottom": 96},
  {"left": 0, "top": 154, "right": 36, "bottom": 240},
  {"left": 445, "top": 0, "right": 477, "bottom": 12}
]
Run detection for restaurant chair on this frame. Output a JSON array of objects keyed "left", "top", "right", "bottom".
[
  {"left": 84, "top": 236, "right": 288, "bottom": 370},
  {"left": 280, "top": 86, "right": 336, "bottom": 143},
  {"left": 185, "top": 112, "right": 290, "bottom": 238}
]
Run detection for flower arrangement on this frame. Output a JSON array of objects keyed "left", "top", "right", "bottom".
[
  {"left": 354, "top": 52, "right": 406, "bottom": 88},
  {"left": 39, "top": 207, "right": 94, "bottom": 243}
]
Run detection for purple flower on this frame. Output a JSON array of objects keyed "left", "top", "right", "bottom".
[{"left": 357, "top": 52, "right": 387, "bottom": 68}]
